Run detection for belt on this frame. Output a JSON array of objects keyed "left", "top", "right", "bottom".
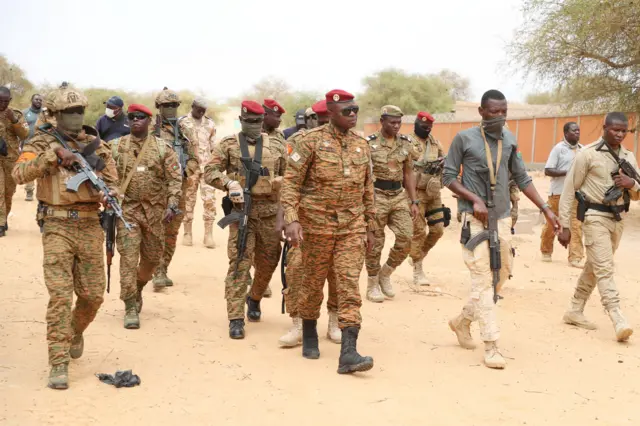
[
  {"left": 586, "top": 202, "right": 624, "bottom": 214},
  {"left": 374, "top": 179, "right": 402, "bottom": 191},
  {"left": 45, "top": 207, "right": 98, "bottom": 219}
]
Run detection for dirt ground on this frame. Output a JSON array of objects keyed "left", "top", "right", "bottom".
[{"left": 1, "top": 172, "right": 639, "bottom": 426}]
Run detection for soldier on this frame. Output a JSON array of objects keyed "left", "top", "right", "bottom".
[
  {"left": 282, "top": 89, "right": 375, "bottom": 374},
  {"left": 204, "top": 100, "right": 286, "bottom": 339},
  {"left": 443, "top": 90, "right": 560, "bottom": 369},
  {"left": 22, "top": 94, "right": 43, "bottom": 202},
  {"left": 542, "top": 122, "right": 584, "bottom": 267},
  {"left": 110, "top": 104, "right": 182, "bottom": 329},
  {"left": 152, "top": 88, "right": 199, "bottom": 289},
  {"left": 365, "top": 105, "right": 419, "bottom": 302},
  {"left": 0, "top": 87, "right": 29, "bottom": 236},
  {"left": 180, "top": 97, "right": 217, "bottom": 249},
  {"left": 559, "top": 112, "right": 639, "bottom": 342},
  {"left": 409, "top": 111, "right": 446, "bottom": 286},
  {"left": 12, "top": 87, "right": 118, "bottom": 389},
  {"left": 278, "top": 99, "right": 341, "bottom": 347}
]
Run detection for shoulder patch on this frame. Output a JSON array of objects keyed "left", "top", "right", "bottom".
[{"left": 366, "top": 134, "right": 377, "bottom": 142}]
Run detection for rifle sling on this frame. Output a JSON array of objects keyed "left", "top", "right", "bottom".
[
  {"left": 119, "top": 135, "right": 153, "bottom": 200},
  {"left": 480, "top": 127, "right": 503, "bottom": 193},
  {"left": 238, "top": 133, "right": 263, "bottom": 190}
]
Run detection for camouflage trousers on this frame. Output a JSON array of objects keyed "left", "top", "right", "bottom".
[
  {"left": 183, "top": 169, "right": 216, "bottom": 226},
  {"left": 540, "top": 195, "right": 584, "bottom": 262},
  {"left": 158, "top": 179, "right": 188, "bottom": 271},
  {"left": 573, "top": 215, "right": 622, "bottom": 310},
  {"left": 366, "top": 190, "right": 413, "bottom": 276},
  {"left": 299, "top": 231, "right": 365, "bottom": 328},
  {"left": 42, "top": 217, "right": 105, "bottom": 365},
  {"left": 225, "top": 214, "right": 281, "bottom": 320},
  {"left": 24, "top": 181, "right": 35, "bottom": 193},
  {"left": 410, "top": 191, "right": 445, "bottom": 263},
  {"left": 117, "top": 205, "right": 165, "bottom": 301},
  {"left": 0, "top": 159, "right": 17, "bottom": 227},
  {"left": 460, "top": 215, "right": 513, "bottom": 342},
  {"left": 284, "top": 245, "right": 338, "bottom": 318}
]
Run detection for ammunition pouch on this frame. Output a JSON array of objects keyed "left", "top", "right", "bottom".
[
  {"left": 221, "top": 195, "right": 233, "bottom": 216},
  {"left": 576, "top": 191, "right": 627, "bottom": 222},
  {"left": 460, "top": 220, "right": 471, "bottom": 245},
  {"left": 426, "top": 205, "right": 451, "bottom": 227}
]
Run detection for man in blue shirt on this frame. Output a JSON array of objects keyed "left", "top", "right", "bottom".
[
  {"left": 283, "top": 109, "right": 307, "bottom": 139},
  {"left": 21, "top": 94, "right": 43, "bottom": 201},
  {"left": 96, "top": 96, "right": 130, "bottom": 141}
]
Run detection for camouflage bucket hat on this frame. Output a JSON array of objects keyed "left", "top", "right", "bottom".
[
  {"left": 155, "top": 88, "right": 181, "bottom": 105},
  {"left": 54, "top": 88, "right": 89, "bottom": 111}
]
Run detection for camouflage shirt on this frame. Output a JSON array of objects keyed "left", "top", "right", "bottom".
[
  {"left": 155, "top": 116, "right": 199, "bottom": 176},
  {"left": 266, "top": 128, "right": 286, "bottom": 150},
  {"left": 110, "top": 134, "right": 183, "bottom": 209},
  {"left": 180, "top": 113, "right": 216, "bottom": 170},
  {"left": 0, "top": 109, "right": 29, "bottom": 160},
  {"left": 367, "top": 131, "right": 414, "bottom": 182},
  {"left": 412, "top": 133, "right": 444, "bottom": 169},
  {"left": 281, "top": 123, "right": 377, "bottom": 235}
]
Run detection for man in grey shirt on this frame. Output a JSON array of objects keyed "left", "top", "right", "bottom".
[
  {"left": 443, "top": 89, "right": 560, "bottom": 370},
  {"left": 541, "top": 122, "right": 584, "bottom": 266}
]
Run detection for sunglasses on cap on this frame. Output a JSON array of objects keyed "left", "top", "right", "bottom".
[
  {"left": 61, "top": 106, "right": 85, "bottom": 114},
  {"left": 161, "top": 102, "right": 180, "bottom": 108},
  {"left": 127, "top": 112, "right": 149, "bottom": 121},
  {"left": 307, "top": 114, "right": 318, "bottom": 120},
  {"left": 340, "top": 106, "right": 359, "bottom": 116},
  {"left": 242, "top": 117, "right": 263, "bottom": 124}
]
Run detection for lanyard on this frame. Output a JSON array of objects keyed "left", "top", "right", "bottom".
[{"left": 480, "top": 127, "right": 502, "bottom": 190}]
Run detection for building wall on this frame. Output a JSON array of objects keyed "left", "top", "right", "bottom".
[{"left": 363, "top": 113, "right": 640, "bottom": 165}]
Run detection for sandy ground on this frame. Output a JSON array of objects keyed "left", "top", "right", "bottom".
[{"left": 1, "top": 171, "right": 640, "bottom": 426}]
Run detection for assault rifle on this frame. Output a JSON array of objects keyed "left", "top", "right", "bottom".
[
  {"left": 155, "top": 115, "right": 188, "bottom": 177},
  {"left": 419, "top": 157, "right": 446, "bottom": 175}
]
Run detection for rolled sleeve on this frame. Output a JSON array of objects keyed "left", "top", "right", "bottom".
[
  {"left": 509, "top": 147, "right": 532, "bottom": 190},
  {"left": 442, "top": 134, "right": 463, "bottom": 187}
]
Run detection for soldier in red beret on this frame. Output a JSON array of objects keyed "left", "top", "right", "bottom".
[
  {"left": 204, "top": 101, "right": 288, "bottom": 339},
  {"left": 281, "top": 89, "right": 376, "bottom": 374},
  {"left": 107, "top": 104, "right": 183, "bottom": 330},
  {"left": 409, "top": 111, "right": 448, "bottom": 287}
]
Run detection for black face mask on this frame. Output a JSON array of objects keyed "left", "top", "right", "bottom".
[{"left": 414, "top": 122, "right": 431, "bottom": 139}]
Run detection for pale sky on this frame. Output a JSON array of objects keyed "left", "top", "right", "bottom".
[{"left": 3, "top": 0, "right": 537, "bottom": 103}]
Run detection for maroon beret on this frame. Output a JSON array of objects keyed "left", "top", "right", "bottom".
[
  {"left": 263, "top": 99, "right": 286, "bottom": 114},
  {"left": 325, "top": 89, "right": 354, "bottom": 104},
  {"left": 311, "top": 100, "right": 328, "bottom": 116},
  {"left": 127, "top": 104, "right": 153, "bottom": 116},
  {"left": 241, "top": 100, "right": 265, "bottom": 115},
  {"left": 417, "top": 111, "right": 435, "bottom": 123}
]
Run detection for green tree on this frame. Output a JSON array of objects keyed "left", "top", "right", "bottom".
[
  {"left": 359, "top": 68, "right": 457, "bottom": 118},
  {"left": 509, "top": 0, "right": 640, "bottom": 112},
  {"left": 524, "top": 90, "right": 564, "bottom": 105},
  {"left": 0, "top": 55, "right": 34, "bottom": 106}
]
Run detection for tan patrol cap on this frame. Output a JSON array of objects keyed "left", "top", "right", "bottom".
[
  {"left": 381, "top": 105, "right": 403, "bottom": 117},
  {"left": 155, "top": 87, "right": 181, "bottom": 105},
  {"left": 53, "top": 88, "right": 89, "bottom": 111}
]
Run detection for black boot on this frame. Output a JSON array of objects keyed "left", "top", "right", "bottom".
[
  {"left": 0, "top": 226, "right": 5, "bottom": 237},
  {"left": 302, "top": 319, "right": 320, "bottom": 359},
  {"left": 337, "top": 327, "right": 374, "bottom": 374},
  {"left": 229, "top": 319, "right": 245, "bottom": 339},
  {"left": 246, "top": 295, "right": 261, "bottom": 322}
]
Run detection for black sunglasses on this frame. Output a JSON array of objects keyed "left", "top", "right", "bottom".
[
  {"left": 127, "top": 112, "right": 149, "bottom": 121},
  {"left": 341, "top": 106, "right": 359, "bottom": 116},
  {"left": 242, "top": 117, "right": 263, "bottom": 124},
  {"left": 161, "top": 102, "right": 180, "bottom": 108},
  {"left": 307, "top": 114, "right": 318, "bottom": 120}
]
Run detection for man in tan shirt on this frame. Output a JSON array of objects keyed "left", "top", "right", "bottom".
[{"left": 559, "top": 112, "right": 640, "bottom": 342}]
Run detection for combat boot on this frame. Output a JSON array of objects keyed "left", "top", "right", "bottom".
[
  {"left": 279, "top": 317, "right": 302, "bottom": 347},
  {"left": 153, "top": 266, "right": 168, "bottom": 290},
  {"left": 483, "top": 341, "right": 506, "bottom": 369},
  {"left": 25, "top": 189, "right": 34, "bottom": 201},
  {"left": 48, "top": 363, "right": 69, "bottom": 390},
  {"left": 164, "top": 270, "right": 174, "bottom": 287},
  {"left": 448, "top": 313, "right": 476, "bottom": 349},
  {"left": 562, "top": 297, "right": 597, "bottom": 330},
  {"left": 70, "top": 334, "right": 84, "bottom": 359},
  {"left": 124, "top": 298, "right": 140, "bottom": 329},
  {"left": 136, "top": 281, "right": 145, "bottom": 313},
  {"left": 263, "top": 285, "right": 272, "bottom": 298},
  {"left": 413, "top": 259, "right": 430, "bottom": 286},
  {"left": 337, "top": 327, "right": 374, "bottom": 374},
  {"left": 182, "top": 222, "right": 193, "bottom": 247},
  {"left": 327, "top": 310, "right": 341, "bottom": 344},
  {"left": 203, "top": 222, "right": 216, "bottom": 249},
  {"left": 378, "top": 263, "right": 396, "bottom": 298},
  {"left": 0, "top": 226, "right": 5, "bottom": 237},
  {"left": 366, "top": 275, "right": 384, "bottom": 303},
  {"left": 246, "top": 295, "right": 261, "bottom": 322},
  {"left": 229, "top": 319, "right": 245, "bottom": 339},
  {"left": 607, "top": 307, "right": 633, "bottom": 342},
  {"left": 302, "top": 319, "right": 320, "bottom": 359}
]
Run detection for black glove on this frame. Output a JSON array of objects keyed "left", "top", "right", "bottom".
[{"left": 96, "top": 370, "right": 141, "bottom": 388}]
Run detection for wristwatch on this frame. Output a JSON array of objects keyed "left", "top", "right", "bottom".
[
  {"left": 540, "top": 202, "right": 551, "bottom": 212},
  {"left": 411, "top": 200, "right": 420, "bottom": 205}
]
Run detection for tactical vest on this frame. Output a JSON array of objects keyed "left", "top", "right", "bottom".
[
  {"left": 228, "top": 134, "right": 277, "bottom": 199},
  {"left": 416, "top": 137, "right": 443, "bottom": 197}
]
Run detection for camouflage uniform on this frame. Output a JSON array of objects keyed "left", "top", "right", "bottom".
[
  {"left": 365, "top": 129, "right": 414, "bottom": 298},
  {"left": 180, "top": 112, "right": 217, "bottom": 245},
  {"left": 110, "top": 133, "right": 182, "bottom": 325},
  {"left": 11, "top": 88, "right": 118, "bottom": 381},
  {"left": 204, "top": 132, "right": 286, "bottom": 320},
  {"left": 0, "top": 108, "right": 29, "bottom": 231},
  {"left": 281, "top": 123, "right": 377, "bottom": 328},
  {"left": 410, "top": 133, "right": 446, "bottom": 267},
  {"left": 152, "top": 91, "right": 199, "bottom": 287}
]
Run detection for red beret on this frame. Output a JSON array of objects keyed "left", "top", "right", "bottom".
[
  {"left": 417, "top": 111, "right": 435, "bottom": 123},
  {"left": 325, "top": 89, "right": 354, "bottom": 104},
  {"left": 241, "top": 100, "right": 265, "bottom": 115},
  {"left": 263, "top": 99, "right": 286, "bottom": 114},
  {"left": 127, "top": 104, "right": 153, "bottom": 116},
  {"left": 311, "top": 100, "right": 328, "bottom": 116}
]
